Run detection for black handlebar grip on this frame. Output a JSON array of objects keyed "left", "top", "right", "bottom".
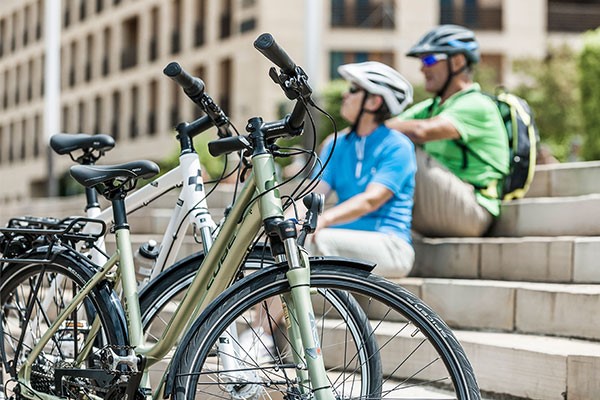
[
  {"left": 208, "top": 136, "right": 251, "bottom": 157},
  {"left": 253, "top": 33, "right": 297, "bottom": 75},
  {"left": 163, "top": 62, "right": 205, "bottom": 97}
]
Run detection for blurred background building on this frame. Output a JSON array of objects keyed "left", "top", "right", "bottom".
[{"left": 0, "top": 0, "right": 596, "bottom": 202}]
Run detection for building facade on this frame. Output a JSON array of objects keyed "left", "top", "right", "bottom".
[{"left": 0, "top": 0, "right": 595, "bottom": 202}]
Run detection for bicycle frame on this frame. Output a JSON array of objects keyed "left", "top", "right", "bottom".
[{"left": 16, "top": 147, "right": 332, "bottom": 400}]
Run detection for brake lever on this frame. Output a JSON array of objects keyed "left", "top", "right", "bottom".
[
  {"left": 297, "top": 193, "right": 324, "bottom": 247},
  {"left": 268, "top": 67, "right": 312, "bottom": 101}
]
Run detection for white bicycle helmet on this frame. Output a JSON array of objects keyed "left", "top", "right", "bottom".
[{"left": 338, "top": 61, "right": 413, "bottom": 115}]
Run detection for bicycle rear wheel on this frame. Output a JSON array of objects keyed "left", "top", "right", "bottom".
[
  {"left": 0, "top": 250, "right": 127, "bottom": 399},
  {"left": 169, "top": 261, "right": 480, "bottom": 400}
]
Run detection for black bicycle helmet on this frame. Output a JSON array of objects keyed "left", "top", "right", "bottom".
[{"left": 407, "top": 24, "right": 480, "bottom": 65}]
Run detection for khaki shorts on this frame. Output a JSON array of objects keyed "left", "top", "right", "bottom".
[
  {"left": 307, "top": 228, "right": 414, "bottom": 278},
  {"left": 413, "top": 147, "right": 493, "bottom": 237}
]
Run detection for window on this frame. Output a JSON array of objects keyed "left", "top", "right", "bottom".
[
  {"left": 0, "top": 70, "right": 4, "bottom": 110},
  {"left": 112, "top": 91, "right": 121, "bottom": 139},
  {"left": 0, "top": 125, "right": 3, "bottom": 164},
  {"left": 15, "top": 65, "right": 22, "bottom": 105},
  {"left": 440, "top": 0, "right": 502, "bottom": 31},
  {"left": 80, "top": 0, "right": 87, "bottom": 21},
  {"left": 219, "top": 58, "right": 232, "bottom": 115},
  {"left": 20, "top": 120, "right": 26, "bottom": 160},
  {"left": 78, "top": 101, "right": 85, "bottom": 133},
  {"left": 62, "top": 106, "right": 69, "bottom": 132},
  {"left": 64, "top": 1, "right": 70, "bottom": 28},
  {"left": 480, "top": 53, "right": 503, "bottom": 84},
  {"left": 94, "top": 96, "right": 102, "bottom": 133},
  {"left": 0, "top": 19, "right": 5, "bottom": 57},
  {"left": 34, "top": 115, "right": 41, "bottom": 157},
  {"left": 195, "top": 0, "right": 206, "bottom": 47},
  {"left": 148, "top": 80, "right": 157, "bottom": 134},
  {"left": 150, "top": 7, "right": 159, "bottom": 60},
  {"left": 10, "top": 14, "right": 16, "bottom": 52},
  {"left": 331, "top": 0, "right": 395, "bottom": 29},
  {"left": 69, "top": 42, "right": 77, "bottom": 87},
  {"left": 220, "top": 0, "right": 232, "bottom": 39},
  {"left": 85, "top": 35, "right": 93, "bottom": 81},
  {"left": 8, "top": 122, "right": 15, "bottom": 162},
  {"left": 240, "top": 18, "right": 256, "bottom": 33},
  {"left": 130, "top": 85, "right": 138, "bottom": 138},
  {"left": 329, "top": 51, "right": 393, "bottom": 79},
  {"left": 27, "top": 60, "right": 33, "bottom": 101},
  {"left": 171, "top": 0, "right": 182, "bottom": 54},
  {"left": 548, "top": 0, "right": 600, "bottom": 32},
  {"left": 121, "top": 17, "right": 139, "bottom": 69},
  {"left": 36, "top": 1, "right": 43, "bottom": 40},
  {"left": 24, "top": 6, "right": 31, "bottom": 45},
  {"left": 103, "top": 27, "right": 111, "bottom": 76}
]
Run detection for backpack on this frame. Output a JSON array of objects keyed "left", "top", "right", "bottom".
[{"left": 456, "top": 88, "right": 540, "bottom": 200}]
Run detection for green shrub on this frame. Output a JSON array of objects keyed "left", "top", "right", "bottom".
[{"left": 578, "top": 28, "right": 600, "bottom": 160}]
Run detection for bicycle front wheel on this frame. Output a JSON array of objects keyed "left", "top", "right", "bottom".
[{"left": 170, "top": 262, "right": 480, "bottom": 400}]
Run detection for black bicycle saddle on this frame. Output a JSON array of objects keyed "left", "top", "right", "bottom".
[
  {"left": 50, "top": 133, "right": 116, "bottom": 155},
  {"left": 70, "top": 161, "right": 160, "bottom": 188}
]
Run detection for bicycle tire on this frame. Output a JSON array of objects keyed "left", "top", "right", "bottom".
[
  {"left": 0, "top": 249, "right": 127, "bottom": 399},
  {"left": 168, "top": 261, "right": 480, "bottom": 400}
]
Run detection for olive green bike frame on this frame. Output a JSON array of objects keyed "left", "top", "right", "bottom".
[{"left": 17, "top": 151, "right": 334, "bottom": 400}]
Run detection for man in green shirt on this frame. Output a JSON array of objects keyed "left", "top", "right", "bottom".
[{"left": 387, "top": 24, "right": 509, "bottom": 237}]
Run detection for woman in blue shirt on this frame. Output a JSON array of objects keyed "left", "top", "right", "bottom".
[{"left": 309, "top": 62, "right": 416, "bottom": 277}]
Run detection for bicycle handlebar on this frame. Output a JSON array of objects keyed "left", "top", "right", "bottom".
[
  {"left": 253, "top": 33, "right": 297, "bottom": 75},
  {"left": 164, "top": 62, "right": 232, "bottom": 138},
  {"left": 208, "top": 135, "right": 252, "bottom": 157},
  {"left": 208, "top": 33, "right": 312, "bottom": 158},
  {"left": 163, "top": 62, "right": 204, "bottom": 98}
]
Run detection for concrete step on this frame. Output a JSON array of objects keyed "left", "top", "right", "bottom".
[
  {"left": 527, "top": 161, "right": 600, "bottom": 198},
  {"left": 324, "top": 317, "right": 600, "bottom": 399},
  {"left": 393, "top": 277, "right": 600, "bottom": 342},
  {"left": 446, "top": 330, "right": 599, "bottom": 399},
  {"left": 412, "top": 235, "right": 600, "bottom": 283},
  {"left": 491, "top": 193, "right": 600, "bottom": 237}
]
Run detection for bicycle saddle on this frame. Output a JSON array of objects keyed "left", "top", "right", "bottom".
[
  {"left": 50, "top": 133, "right": 115, "bottom": 155},
  {"left": 70, "top": 161, "right": 160, "bottom": 188}
]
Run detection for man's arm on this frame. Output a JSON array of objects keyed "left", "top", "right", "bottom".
[
  {"left": 386, "top": 116, "right": 460, "bottom": 144},
  {"left": 315, "top": 183, "right": 393, "bottom": 235}
]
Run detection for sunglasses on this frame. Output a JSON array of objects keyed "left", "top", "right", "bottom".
[
  {"left": 420, "top": 53, "right": 448, "bottom": 67},
  {"left": 348, "top": 85, "right": 364, "bottom": 94}
]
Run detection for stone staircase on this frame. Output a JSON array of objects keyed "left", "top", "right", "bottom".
[
  {"left": 403, "top": 161, "right": 600, "bottom": 399},
  {"left": 2, "top": 162, "right": 600, "bottom": 399}
]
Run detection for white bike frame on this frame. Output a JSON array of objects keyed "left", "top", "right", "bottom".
[{"left": 83, "top": 151, "right": 218, "bottom": 281}]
